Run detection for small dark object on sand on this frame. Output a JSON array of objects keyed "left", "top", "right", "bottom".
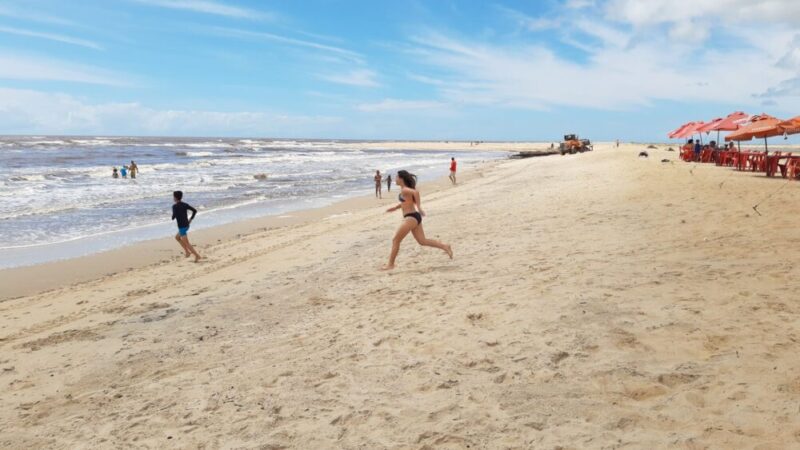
[
  {"left": 667, "top": 147, "right": 675, "bottom": 152},
  {"left": 647, "top": 145, "right": 657, "bottom": 149},
  {"left": 661, "top": 159, "right": 671, "bottom": 163},
  {"left": 638, "top": 151, "right": 649, "bottom": 158},
  {"left": 254, "top": 173, "right": 268, "bottom": 180}
]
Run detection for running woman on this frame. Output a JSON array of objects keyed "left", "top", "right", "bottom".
[{"left": 381, "top": 170, "right": 452, "bottom": 270}]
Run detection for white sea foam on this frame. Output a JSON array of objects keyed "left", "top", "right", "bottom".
[{"left": 0, "top": 137, "right": 505, "bottom": 265}]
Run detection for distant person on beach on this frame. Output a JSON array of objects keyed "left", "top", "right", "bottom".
[
  {"left": 694, "top": 140, "right": 702, "bottom": 161},
  {"left": 616, "top": 139, "right": 620, "bottom": 148},
  {"left": 120, "top": 165, "right": 128, "bottom": 178},
  {"left": 386, "top": 174, "right": 392, "bottom": 192},
  {"left": 374, "top": 170, "right": 382, "bottom": 199},
  {"left": 129, "top": 161, "right": 138, "bottom": 179},
  {"left": 449, "top": 158, "right": 457, "bottom": 185},
  {"left": 112, "top": 167, "right": 119, "bottom": 178},
  {"left": 172, "top": 190, "right": 201, "bottom": 262},
  {"left": 381, "top": 170, "right": 452, "bottom": 271}
]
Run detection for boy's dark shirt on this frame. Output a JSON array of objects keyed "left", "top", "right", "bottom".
[{"left": 172, "top": 202, "right": 197, "bottom": 228}]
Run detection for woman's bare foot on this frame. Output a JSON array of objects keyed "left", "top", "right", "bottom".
[
  {"left": 184, "top": 252, "right": 191, "bottom": 258},
  {"left": 194, "top": 255, "right": 202, "bottom": 263},
  {"left": 444, "top": 245, "right": 453, "bottom": 259},
  {"left": 380, "top": 264, "right": 395, "bottom": 271}
]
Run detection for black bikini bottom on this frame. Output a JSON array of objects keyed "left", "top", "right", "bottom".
[{"left": 404, "top": 212, "right": 422, "bottom": 224}]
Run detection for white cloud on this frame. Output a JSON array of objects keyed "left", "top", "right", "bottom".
[
  {"left": 133, "top": 0, "right": 272, "bottom": 20},
  {"left": 356, "top": 98, "right": 445, "bottom": 112},
  {"left": 0, "top": 25, "right": 103, "bottom": 50},
  {"left": 0, "top": 5, "right": 76, "bottom": 26},
  {"left": 209, "top": 27, "right": 363, "bottom": 63},
  {"left": 0, "top": 88, "right": 341, "bottom": 135},
  {"left": 405, "top": 28, "right": 795, "bottom": 111},
  {"left": 320, "top": 69, "right": 379, "bottom": 87},
  {"left": 606, "top": 0, "right": 800, "bottom": 28},
  {"left": 496, "top": 6, "right": 560, "bottom": 31},
  {"left": 667, "top": 20, "right": 709, "bottom": 43},
  {"left": 395, "top": 0, "right": 800, "bottom": 113},
  {"left": 566, "top": 0, "right": 596, "bottom": 9},
  {"left": 0, "top": 53, "right": 128, "bottom": 85}
]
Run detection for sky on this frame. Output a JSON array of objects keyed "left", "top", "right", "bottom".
[{"left": 0, "top": 0, "right": 799, "bottom": 141}]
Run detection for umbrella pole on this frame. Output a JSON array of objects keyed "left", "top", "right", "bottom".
[{"left": 737, "top": 140, "right": 742, "bottom": 171}]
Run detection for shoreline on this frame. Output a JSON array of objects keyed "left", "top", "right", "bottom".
[{"left": 0, "top": 157, "right": 508, "bottom": 301}]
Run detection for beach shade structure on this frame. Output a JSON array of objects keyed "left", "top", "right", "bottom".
[
  {"left": 779, "top": 116, "right": 800, "bottom": 135},
  {"left": 698, "top": 111, "right": 750, "bottom": 143},
  {"left": 712, "top": 111, "right": 750, "bottom": 132},
  {"left": 668, "top": 121, "right": 695, "bottom": 139},
  {"left": 725, "top": 114, "right": 785, "bottom": 145},
  {"left": 674, "top": 121, "right": 707, "bottom": 142},
  {"left": 725, "top": 114, "right": 786, "bottom": 172}
]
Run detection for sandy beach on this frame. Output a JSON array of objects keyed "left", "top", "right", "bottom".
[{"left": 2, "top": 142, "right": 800, "bottom": 448}]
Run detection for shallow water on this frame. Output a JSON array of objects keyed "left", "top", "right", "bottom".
[{"left": 0, "top": 136, "right": 504, "bottom": 268}]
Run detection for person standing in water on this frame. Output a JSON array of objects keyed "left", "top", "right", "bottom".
[
  {"left": 172, "top": 190, "right": 201, "bottom": 262},
  {"left": 449, "top": 157, "right": 457, "bottom": 185},
  {"left": 374, "top": 170, "right": 382, "bottom": 199},
  {"left": 120, "top": 165, "right": 128, "bottom": 178},
  {"left": 382, "top": 170, "right": 452, "bottom": 271},
  {"left": 112, "top": 167, "right": 119, "bottom": 178},
  {"left": 386, "top": 174, "right": 392, "bottom": 192},
  {"left": 129, "top": 160, "right": 138, "bottom": 179}
]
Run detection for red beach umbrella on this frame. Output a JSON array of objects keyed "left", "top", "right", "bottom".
[
  {"left": 668, "top": 122, "right": 694, "bottom": 139},
  {"left": 698, "top": 112, "right": 750, "bottom": 145},
  {"left": 710, "top": 111, "right": 749, "bottom": 132},
  {"left": 674, "top": 121, "right": 706, "bottom": 140},
  {"left": 696, "top": 118, "right": 723, "bottom": 133}
]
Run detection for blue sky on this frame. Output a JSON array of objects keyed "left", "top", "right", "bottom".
[{"left": 0, "top": 0, "right": 798, "bottom": 141}]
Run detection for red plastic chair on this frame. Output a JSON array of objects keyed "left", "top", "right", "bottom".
[
  {"left": 766, "top": 151, "right": 782, "bottom": 177},
  {"left": 777, "top": 152, "right": 792, "bottom": 178},
  {"left": 786, "top": 156, "right": 800, "bottom": 180}
]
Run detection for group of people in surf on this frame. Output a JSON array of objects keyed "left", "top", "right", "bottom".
[{"left": 112, "top": 160, "right": 139, "bottom": 179}]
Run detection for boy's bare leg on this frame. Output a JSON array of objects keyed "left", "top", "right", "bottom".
[
  {"left": 180, "top": 236, "right": 202, "bottom": 262},
  {"left": 175, "top": 233, "right": 190, "bottom": 257}
]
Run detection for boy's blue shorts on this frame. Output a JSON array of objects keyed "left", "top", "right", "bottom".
[{"left": 178, "top": 226, "right": 190, "bottom": 236}]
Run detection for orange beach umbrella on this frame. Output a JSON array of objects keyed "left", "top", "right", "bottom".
[
  {"left": 725, "top": 114, "right": 784, "bottom": 141},
  {"left": 779, "top": 116, "right": 800, "bottom": 135},
  {"left": 725, "top": 114, "right": 786, "bottom": 153}
]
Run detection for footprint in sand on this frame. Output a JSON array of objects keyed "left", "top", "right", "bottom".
[
  {"left": 623, "top": 384, "right": 668, "bottom": 401},
  {"left": 656, "top": 373, "right": 699, "bottom": 388},
  {"left": 17, "top": 329, "right": 99, "bottom": 351}
]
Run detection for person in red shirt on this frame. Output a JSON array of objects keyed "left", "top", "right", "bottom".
[{"left": 449, "top": 157, "right": 457, "bottom": 185}]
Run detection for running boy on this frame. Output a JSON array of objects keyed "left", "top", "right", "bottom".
[
  {"left": 172, "top": 191, "right": 201, "bottom": 262},
  {"left": 449, "top": 157, "right": 457, "bottom": 185}
]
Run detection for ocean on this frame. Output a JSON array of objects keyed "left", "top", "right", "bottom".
[{"left": 0, "top": 136, "right": 505, "bottom": 268}]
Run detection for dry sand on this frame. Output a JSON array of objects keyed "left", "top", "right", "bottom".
[{"left": 2, "top": 143, "right": 800, "bottom": 449}]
